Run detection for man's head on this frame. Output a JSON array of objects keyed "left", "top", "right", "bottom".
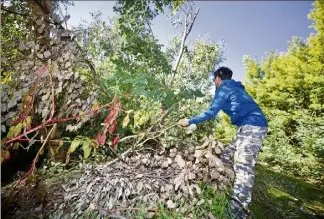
[{"left": 213, "top": 66, "right": 233, "bottom": 87}]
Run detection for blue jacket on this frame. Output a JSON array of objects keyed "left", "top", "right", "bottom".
[{"left": 189, "top": 80, "right": 268, "bottom": 127}]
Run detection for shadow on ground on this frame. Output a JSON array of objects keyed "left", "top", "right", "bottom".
[{"left": 251, "top": 165, "right": 324, "bottom": 219}]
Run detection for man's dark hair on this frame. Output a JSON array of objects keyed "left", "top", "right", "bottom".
[{"left": 214, "top": 67, "right": 233, "bottom": 80}]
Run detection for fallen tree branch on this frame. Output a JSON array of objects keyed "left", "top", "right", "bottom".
[{"left": 119, "top": 123, "right": 178, "bottom": 147}]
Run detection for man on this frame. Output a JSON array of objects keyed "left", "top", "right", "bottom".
[{"left": 178, "top": 67, "right": 268, "bottom": 219}]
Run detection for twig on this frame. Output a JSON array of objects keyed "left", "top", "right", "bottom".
[
  {"left": 108, "top": 207, "right": 157, "bottom": 213},
  {"left": 105, "top": 143, "right": 118, "bottom": 158},
  {"left": 23, "top": 127, "right": 39, "bottom": 141},
  {"left": 18, "top": 138, "right": 71, "bottom": 143},
  {"left": 119, "top": 123, "right": 178, "bottom": 150},
  {"left": 147, "top": 102, "right": 180, "bottom": 133},
  {"left": 147, "top": 123, "right": 178, "bottom": 136},
  {"left": 159, "top": 102, "right": 180, "bottom": 124},
  {"left": 49, "top": 73, "right": 55, "bottom": 118},
  {"left": 93, "top": 205, "right": 178, "bottom": 217},
  {"left": 119, "top": 134, "right": 138, "bottom": 143},
  {"left": 14, "top": 124, "right": 57, "bottom": 187},
  {"left": 105, "top": 148, "right": 132, "bottom": 167},
  {"left": 134, "top": 148, "right": 160, "bottom": 153}
]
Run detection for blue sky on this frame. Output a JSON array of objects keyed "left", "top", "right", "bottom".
[{"left": 65, "top": 1, "right": 315, "bottom": 80}]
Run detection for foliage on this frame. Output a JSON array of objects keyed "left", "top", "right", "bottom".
[
  {"left": 113, "top": 0, "right": 185, "bottom": 35},
  {"left": 242, "top": 0, "right": 324, "bottom": 182},
  {"left": 166, "top": 34, "right": 225, "bottom": 92}
]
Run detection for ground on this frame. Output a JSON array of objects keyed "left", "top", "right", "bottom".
[{"left": 2, "top": 162, "right": 323, "bottom": 219}]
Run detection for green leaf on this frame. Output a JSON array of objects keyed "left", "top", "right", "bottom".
[
  {"left": 7, "top": 123, "right": 23, "bottom": 139},
  {"left": 69, "top": 137, "right": 82, "bottom": 153},
  {"left": 81, "top": 139, "right": 92, "bottom": 159},
  {"left": 122, "top": 114, "right": 130, "bottom": 128},
  {"left": 134, "top": 111, "right": 141, "bottom": 128},
  {"left": 90, "top": 139, "right": 99, "bottom": 148}
]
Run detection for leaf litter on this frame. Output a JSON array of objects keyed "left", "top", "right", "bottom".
[{"left": 3, "top": 139, "right": 234, "bottom": 219}]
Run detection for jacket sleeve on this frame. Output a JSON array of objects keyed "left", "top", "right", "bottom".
[{"left": 189, "top": 87, "right": 228, "bottom": 125}]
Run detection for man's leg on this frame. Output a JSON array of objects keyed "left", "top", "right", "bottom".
[
  {"left": 230, "top": 125, "right": 268, "bottom": 218},
  {"left": 221, "top": 133, "right": 239, "bottom": 166}
]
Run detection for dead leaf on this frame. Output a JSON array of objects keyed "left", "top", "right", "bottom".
[
  {"left": 214, "top": 147, "right": 222, "bottom": 155},
  {"left": 144, "top": 183, "right": 152, "bottom": 190},
  {"left": 193, "top": 150, "right": 205, "bottom": 163},
  {"left": 196, "top": 139, "right": 210, "bottom": 150},
  {"left": 175, "top": 154, "right": 186, "bottom": 168},
  {"left": 225, "top": 168, "right": 235, "bottom": 181},
  {"left": 188, "top": 172, "right": 196, "bottom": 180},
  {"left": 217, "top": 141, "right": 224, "bottom": 150},
  {"left": 161, "top": 161, "right": 169, "bottom": 168},
  {"left": 208, "top": 212, "right": 217, "bottom": 219},
  {"left": 210, "top": 170, "right": 220, "bottom": 180},
  {"left": 44, "top": 51, "right": 51, "bottom": 58},
  {"left": 166, "top": 200, "right": 177, "bottom": 209},
  {"left": 190, "top": 184, "right": 201, "bottom": 195},
  {"left": 174, "top": 175, "right": 183, "bottom": 191},
  {"left": 136, "top": 181, "right": 143, "bottom": 193},
  {"left": 181, "top": 185, "right": 189, "bottom": 194},
  {"left": 169, "top": 152, "right": 176, "bottom": 158},
  {"left": 196, "top": 199, "right": 205, "bottom": 206}
]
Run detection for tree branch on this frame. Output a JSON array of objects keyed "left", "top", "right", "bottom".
[
  {"left": 169, "top": 7, "right": 200, "bottom": 88},
  {"left": 5, "top": 102, "right": 112, "bottom": 145},
  {"left": 1, "top": 5, "right": 28, "bottom": 16}
]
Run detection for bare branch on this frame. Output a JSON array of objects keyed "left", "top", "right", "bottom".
[{"left": 169, "top": 7, "right": 200, "bottom": 88}]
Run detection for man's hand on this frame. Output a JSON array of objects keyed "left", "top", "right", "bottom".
[{"left": 177, "top": 118, "right": 189, "bottom": 127}]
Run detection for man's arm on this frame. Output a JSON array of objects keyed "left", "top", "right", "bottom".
[{"left": 188, "top": 88, "right": 228, "bottom": 125}]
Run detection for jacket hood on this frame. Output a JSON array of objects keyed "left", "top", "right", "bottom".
[{"left": 222, "top": 79, "right": 245, "bottom": 90}]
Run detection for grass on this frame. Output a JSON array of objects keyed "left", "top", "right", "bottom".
[
  {"left": 133, "top": 185, "right": 233, "bottom": 219},
  {"left": 251, "top": 165, "right": 324, "bottom": 219}
]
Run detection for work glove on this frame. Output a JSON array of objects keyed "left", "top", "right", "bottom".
[{"left": 177, "top": 118, "right": 189, "bottom": 127}]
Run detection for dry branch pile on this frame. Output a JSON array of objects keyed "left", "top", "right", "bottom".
[{"left": 45, "top": 136, "right": 234, "bottom": 218}]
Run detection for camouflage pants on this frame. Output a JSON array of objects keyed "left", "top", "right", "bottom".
[{"left": 221, "top": 125, "right": 268, "bottom": 218}]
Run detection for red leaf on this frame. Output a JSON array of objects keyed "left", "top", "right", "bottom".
[
  {"left": 105, "top": 109, "right": 117, "bottom": 126},
  {"left": 108, "top": 122, "right": 116, "bottom": 134},
  {"left": 95, "top": 132, "right": 106, "bottom": 146},
  {"left": 12, "top": 114, "right": 26, "bottom": 126},
  {"left": 112, "top": 135, "right": 119, "bottom": 150},
  {"left": 94, "top": 98, "right": 122, "bottom": 147}
]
